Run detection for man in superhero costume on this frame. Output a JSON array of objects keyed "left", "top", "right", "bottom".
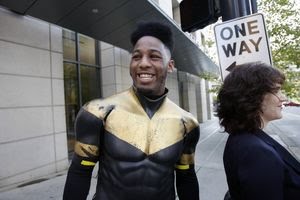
[{"left": 63, "top": 21, "right": 200, "bottom": 200}]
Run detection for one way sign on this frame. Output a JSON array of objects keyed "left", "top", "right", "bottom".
[{"left": 214, "top": 13, "right": 272, "bottom": 80}]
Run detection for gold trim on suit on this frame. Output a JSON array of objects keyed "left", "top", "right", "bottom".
[
  {"left": 74, "top": 141, "right": 99, "bottom": 157},
  {"left": 179, "top": 153, "right": 195, "bottom": 165},
  {"left": 82, "top": 87, "right": 199, "bottom": 155}
]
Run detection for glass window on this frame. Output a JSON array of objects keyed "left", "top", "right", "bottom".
[
  {"left": 63, "top": 63, "right": 79, "bottom": 154},
  {"left": 63, "top": 30, "right": 101, "bottom": 158},
  {"left": 80, "top": 65, "right": 101, "bottom": 105},
  {"left": 63, "top": 31, "right": 76, "bottom": 60},
  {"left": 79, "top": 34, "right": 96, "bottom": 65}
]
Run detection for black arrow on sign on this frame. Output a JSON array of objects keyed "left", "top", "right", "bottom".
[{"left": 226, "top": 61, "right": 237, "bottom": 72}]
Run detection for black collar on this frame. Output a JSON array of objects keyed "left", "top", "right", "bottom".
[{"left": 133, "top": 87, "right": 168, "bottom": 119}]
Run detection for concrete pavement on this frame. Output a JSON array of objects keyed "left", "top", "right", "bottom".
[
  {"left": 196, "top": 118, "right": 228, "bottom": 200},
  {"left": 1, "top": 114, "right": 297, "bottom": 200}
]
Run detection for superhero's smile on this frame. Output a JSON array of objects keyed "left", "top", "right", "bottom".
[{"left": 138, "top": 73, "right": 154, "bottom": 82}]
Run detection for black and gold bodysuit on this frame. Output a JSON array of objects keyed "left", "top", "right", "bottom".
[{"left": 63, "top": 87, "right": 200, "bottom": 200}]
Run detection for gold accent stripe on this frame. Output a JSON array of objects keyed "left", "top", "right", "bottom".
[
  {"left": 180, "top": 153, "right": 195, "bottom": 165},
  {"left": 175, "top": 164, "right": 190, "bottom": 170},
  {"left": 74, "top": 141, "right": 99, "bottom": 157},
  {"left": 81, "top": 160, "right": 96, "bottom": 166}
]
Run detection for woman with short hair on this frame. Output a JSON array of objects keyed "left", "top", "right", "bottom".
[{"left": 217, "top": 62, "right": 300, "bottom": 200}]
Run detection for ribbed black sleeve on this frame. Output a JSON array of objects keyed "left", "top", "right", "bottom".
[
  {"left": 176, "top": 125, "right": 200, "bottom": 200},
  {"left": 63, "top": 155, "right": 94, "bottom": 200},
  {"left": 176, "top": 166, "right": 199, "bottom": 200}
]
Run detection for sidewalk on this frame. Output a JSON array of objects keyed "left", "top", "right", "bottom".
[{"left": 196, "top": 118, "right": 228, "bottom": 200}]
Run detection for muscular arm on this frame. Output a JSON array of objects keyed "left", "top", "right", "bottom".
[
  {"left": 63, "top": 108, "right": 103, "bottom": 200},
  {"left": 176, "top": 126, "right": 200, "bottom": 200}
]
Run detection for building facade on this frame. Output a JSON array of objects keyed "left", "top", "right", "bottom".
[{"left": 0, "top": 0, "right": 218, "bottom": 188}]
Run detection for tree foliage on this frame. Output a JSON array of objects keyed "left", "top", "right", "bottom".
[{"left": 258, "top": 0, "right": 300, "bottom": 101}]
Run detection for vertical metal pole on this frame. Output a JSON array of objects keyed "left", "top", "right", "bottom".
[
  {"left": 221, "top": 0, "right": 257, "bottom": 21},
  {"left": 220, "top": 0, "right": 240, "bottom": 21},
  {"left": 95, "top": 41, "right": 102, "bottom": 98},
  {"left": 250, "top": 0, "right": 258, "bottom": 13},
  {"left": 244, "top": 0, "right": 251, "bottom": 15},
  {"left": 76, "top": 33, "right": 83, "bottom": 107},
  {"left": 238, "top": 0, "right": 248, "bottom": 16}
]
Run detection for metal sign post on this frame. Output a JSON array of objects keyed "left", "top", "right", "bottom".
[{"left": 214, "top": 13, "right": 272, "bottom": 80}]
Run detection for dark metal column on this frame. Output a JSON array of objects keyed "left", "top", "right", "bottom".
[
  {"left": 250, "top": 0, "right": 258, "bottom": 13},
  {"left": 220, "top": 0, "right": 258, "bottom": 21},
  {"left": 220, "top": 0, "right": 240, "bottom": 21},
  {"left": 238, "top": 0, "right": 249, "bottom": 16}
]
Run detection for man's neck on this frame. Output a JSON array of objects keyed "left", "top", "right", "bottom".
[{"left": 132, "top": 86, "right": 168, "bottom": 119}]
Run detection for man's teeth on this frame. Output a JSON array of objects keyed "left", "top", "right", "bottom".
[{"left": 139, "top": 74, "right": 153, "bottom": 78}]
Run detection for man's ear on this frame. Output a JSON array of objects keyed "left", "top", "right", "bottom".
[{"left": 167, "top": 59, "right": 175, "bottom": 73}]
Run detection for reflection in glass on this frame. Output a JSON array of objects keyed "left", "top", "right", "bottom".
[
  {"left": 79, "top": 34, "right": 96, "bottom": 65},
  {"left": 81, "top": 65, "right": 101, "bottom": 105},
  {"left": 63, "top": 63, "right": 79, "bottom": 155},
  {"left": 63, "top": 31, "right": 100, "bottom": 158},
  {"left": 63, "top": 30, "right": 76, "bottom": 60}
]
